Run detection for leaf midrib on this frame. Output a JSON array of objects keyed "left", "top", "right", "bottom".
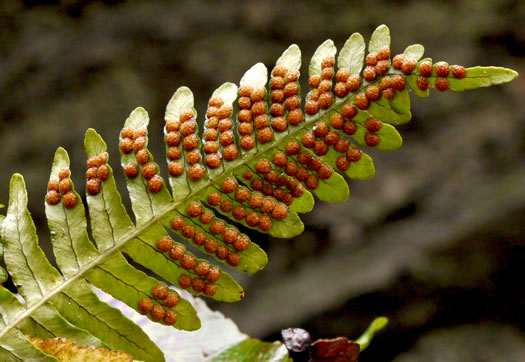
[{"left": 0, "top": 74, "right": 365, "bottom": 339}]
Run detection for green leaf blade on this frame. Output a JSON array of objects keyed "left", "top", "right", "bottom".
[
  {"left": 368, "top": 24, "right": 390, "bottom": 53},
  {"left": 338, "top": 32, "right": 366, "bottom": 75}
]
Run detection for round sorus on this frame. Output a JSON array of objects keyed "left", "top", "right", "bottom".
[
  {"left": 334, "top": 82, "right": 348, "bottom": 98},
  {"left": 302, "top": 132, "right": 315, "bottom": 148},
  {"left": 318, "top": 80, "right": 332, "bottom": 93},
  {"left": 164, "top": 293, "right": 179, "bottom": 308},
  {"left": 238, "top": 96, "right": 252, "bottom": 109},
  {"left": 223, "top": 229, "right": 238, "bottom": 244},
  {"left": 251, "top": 102, "right": 267, "bottom": 117},
  {"left": 141, "top": 163, "right": 157, "bottom": 180},
  {"left": 208, "top": 192, "right": 222, "bottom": 206},
  {"left": 365, "top": 132, "right": 381, "bottom": 147},
  {"left": 215, "top": 246, "right": 229, "bottom": 260},
  {"left": 346, "top": 74, "right": 361, "bottom": 92},
  {"left": 342, "top": 103, "right": 357, "bottom": 119},
  {"left": 285, "top": 141, "right": 301, "bottom": 155},
  {"left": 181, "top": 254, "right": 196, "bottom": 270},
  {"left": 325, "top": 131, "right": 339, "bottom": 146},
  {"left": 58, "top": 168, "right": 70, "bottom": 180},
  {"left": 204, "top": 238, "right": 218, "bottom": 253},
  {"left": 241, "top": 135, "right": 255, "bottom": 150},
  {"left": 234, "top": 187, "right": 251, "bottom": 203},
  {"left": 218, "top": 105, "right": 232, "bottom": 120},
  {"left": 435, "top": 77, "right": 450, "bottom": 91},
  {"left": 48, "top": 178, "right": 59, "bottom": 192},
  {"left": 195, "top": 262, "right": 211, "bottom": 277},
  {"left": 297, "top": 152, "right": 313, "bottom": 166},
  {"left": 166, "top": 120, "right": 180, "bottom": 132},
  {"left": 204, "top": 283, "right": 217, "bottom": 297},
  {"left": 250, "top": 89, "right": 265, "bottom": 102},
  {"left": 199, "top": 211, "right": 214, "bottom": 225},
  {"left": 262, "top": 183, "right": 274, "bottom": 196},
  {"left": 365, "top": 118, "right": 382, "bottom": 132},
  {"left": 305, "top": 101, "right": 319, "bottom": 115},
  {"left": 380, "top": 76, "right": 392, "bottom": 90},
  {"left": 392, "top": 54, "right": 406, "bottom": 70},
  {"left": 180, "top": 122, "right": 196, "bottom": 137},
  {"left": 86, "top": 157, "right": 98, "bottom": 169},
  {"left": 376, "top": 60, "right": 390, "bottom": 75},
  {"left": 171, "top": 216, "right": 185, "bottom": 231},
  {"left": 206, "top": 106, "right": 219, "bottom": 119},
  {"left": 258, "top": 215, "right": 273, "bottom": 231},
  {"left": 271, "top": 76, "right": 285, "bottom": 90},
  {"left": 257, "top": 128, "right": 273, "bottom": 144},
  {"left": 285, "top": 70, "right": 299, "bottom": 83},
  {"left": 309, "top": 89, "right": 320, "bottom": 101},
  {"left": 401, "top": 59, "right": 417, "bottom": 74},
  {"left": 187, "top": 202, "right": 203, "bottom": 218},
  {"left": 366, "top": 52, "right": 378, "bottom": 66},
  {"left": 418, "top": 61, "right": 433, "bottom": 76},
  {"left": 227, "top": 252, "right": 241, "bottom": 266},
  {"left": 191, "top": 278, "right": 206, "bottom": 293},
  {"left": 318, "top": 93, "right": 333, "bottom": 109},
  {"left": 255, "top": 159, "right": 271, "bottom": 175},
  {"left": 210, "top": 221, "right": 225, "bottom": 235},
  {"left": 321, "top": 67, "right": 334, "bottom": 80},
  {"left": 271, "top": 204, "right": 288, "bottom": 220},
  {"left": 193, "top": 231, "right": 207, "bottom": 246},
  {"left": 220, "top": 199, "right": 233, "bottom": 213},
  {"left": 233, "top": 205, "right": 247, "bottom": 220},
  {"left": 183, "top": 134, "right": 198, "bottom": 151},
  {"left": 239, "top": 85, "right": 253, "bottom": 97},
  {"left": 223, "top": 145, "right": 239, "bottom": 161},
  {"left": 188, "top": 164, "right": 205, "bottom": 181},
  {"left": 222, "top": 178, "right": 238, "bottom": 193},
  {"left": 321, "top": 56, "right": 335, "bottom": 68},
  {"left": 62, "top": 192, "right": 77, "bottom": 209},
  {"left": 121, "top": 127, "right": 135, "bottom": 139},
  {"left": 270, "top": 117, "right": 287, "bottom": 133},
  {"left": 178, "top": 274, "right": 192, "bottom": 289},
  {"left": 218, "top": 119, "right": 233, "bottom": 133},
  {"left": 336, "top": 156, "right": 349, "bottom": 171},
  {"left": 336, "top": 68, "right": 350, "bottom": 82},
  {"left": 271, "top": 103, "right": 285, "bottom": 117},
  {"left": 152, "top": 285, "right": 168, "bottom": 300},
  {"left": 233, "top": 236, "right": 250, "bottom": 252},
  {"left": 363, "top": 66, "right": 376, "bottom": 82},
  {"left": 135, "top": 149, "right": 149, "bottom": 165},
  {"left": 391, "top": 75, "right": 406, "bottom": 91},
  {"left": 238, "top": 122, "right": 253, "bottom": 136},
  {"left": 164, "top": 310, "right": 177, "bottom": 325},
  {"left": 251, "top": 178, "right": 264, "bottom": 191},
  {"left": 452, "top": 65, "right": 466, "bottom": 79},
  {"left": 365, "top": 85, "right": 381, "bottom": 101},
  {"left": 151, "top": 305, "right": 166, "bottom": 321},
  {"left": 317, "top": 165, "right": 332, "bottom": 180},
  {"left": 238, "top": 109, "right": 252, "bottom": 123},
  {"left": 170, "top": 245, "right": 185, "bottom": 260},
  {"left": 182, "top": 224, "right": 195, "bottom": 239},
  {"left": 249, "top": 193, "right": 264, "bottom": 208},
  {"left": 347, "top": 147, "right": 362, "bottom": 162},
  {"left": 157, "top": 237, "right": 173, "bottom": 252},
  {"left": 260, "top": 198, "right": 275, "bottom": 214},
  {"left": 272, "top": 65, "right": 287, "bottom": 77},
  {"left": 59, "top": 179, "right": 71, "bottom": 195},
  {"left": 148, "top": 175, "right": 163, "bottom": 193},
  {"left": 335, "top": 139, "right": 350, "bottom": 154},
  {"left": 314, "top": 122, "right": 329, "bottom": 137},
  {"left": 46, "top": 190, "right": 61, "bottom": 205},
  {"left": 242, "top": 170, "right": 253, "bottom": 181},
  {"left": 167, "top": 147, "right": 182, "bottom": 160},
  {"left": 138, "top": 297, "right": 153, "bottom": 314},
  {"left": 305, "top": 175, "right": 320, "bottom": 190},
  {"left": 271, "top": 151, "right": 287, "bottom": 168},
  {"left": 271, "top": 90, "right": 285, "bottom": 104},
  {"left": 168, "top": 161, "right": 184, "bottom": 177},
  {"left": 246, "top": 212, "right": 260, "bottom": 227},
  {"left": 330, "top": 113, "right": 344, "bottom": 129},
  {"left": 309, "top": 75, "right": 321, "bottom": 89},
  {"left": 308, "top": 158, "right": 323, "bottom": 172},
  {"left": 314, "top": 140, "right": 328, "bottom": 156},
  {"left": 206, "top": 154, "right": 221, "bottom": 169},
  {"left": 295, "top": 168, "right": 308, "bottom": 182},
  {"left": 287, "top": 109, "right": 304, "bottom": 125},
  {"left": 355, "top": 93, "right": 369, "bottom": 110},
  {"left": 133, "top": 137, "right": 146, "bottom": 153},
  {"left": 383, "top": 88, "right": 395, "bottom": 100},
  {"left": 284, "top": 82, "right": 299, "bottom": 97},
  {"left": 343, "top": 121, "right": 357, "bottom": 135},
  {"left": 254, "top": 114, "right": 269, "bottom": 129},
  {"left": 119, "top": 138, "right": 133, "bottom": 153},
  {"left": 97, "top": 164, "right": 109, "bottom": 181},
  {"left": 292, "top": 184, "right": 305, "bottom": 198},
  {"left": 435, "top": 61, "right": 450, "bottom": 77},
  {"left": 377, "top": 46, "right": 391, "bottom": 60},
  {"left": 219, "top": 131, "right": 234, "bottom": 147},
  {"left": 417, "top": 76, "right": 430, "bottom": 91},
  {"left": 180, "top": 110, "right": 194, "bottom": 123}
]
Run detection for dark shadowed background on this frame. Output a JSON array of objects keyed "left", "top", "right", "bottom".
[{"left": 1, "top": 0, "right": 524, "bottom": 360}]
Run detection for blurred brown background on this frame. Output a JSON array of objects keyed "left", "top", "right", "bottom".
[{"left": 1, "top": 0, "right": 524, "bottom": 360}]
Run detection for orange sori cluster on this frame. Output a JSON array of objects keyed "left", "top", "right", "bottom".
[
  {"left": 285, "top": 140, "right": 333, "bottom": 186},
  {"left": 120, "top": 126, "right": 163, "bottom": 192},
  {"left": 306, "top": 56, "right": 336, "bottom": 115},
  {"left": 165, "top": 109, "right": 206, "bottom": 182},
  {"left": 270, "top": 64, "right": 303, "bottom": 130},
  {"left": 157, "top": 232, "right": 222, "bottom": 296},
  {"left": 85, "top": 152, "right": 109, "bottom": 196},
  {"left": 331, "top": 102, "right": 382, "bottom": 148},
  {"left": 138, "top": 285, "right": 179, "bottom": 325},
  {"left": 413, "top": 59, "right": 466, "bottom": 92},
  {"left": 204, "top": 95, "right": 239, "bottom": 168},
  {"left": 237, "top": 85, "right": 266, "bottom": 149},
  {"left": 240, "top": 169, "right": 294, "bottom": 206},
  {"left": 45, "top": 167, "right": 77, "bottom": 208},
  {"left": 207, "top": 178, "right": 280, "bottom": 230}
]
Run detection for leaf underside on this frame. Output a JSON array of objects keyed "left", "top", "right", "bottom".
[{"left": 0, "top": 24, "right": 517, "bottom": 361}]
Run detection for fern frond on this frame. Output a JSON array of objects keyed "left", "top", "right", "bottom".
[{"left": 0, "top": 24, "right": 518, "bottom": 360}]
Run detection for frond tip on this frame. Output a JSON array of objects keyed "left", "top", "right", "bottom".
[{"left": 0, "top": 24, "right": 517, "bottom": 360}]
